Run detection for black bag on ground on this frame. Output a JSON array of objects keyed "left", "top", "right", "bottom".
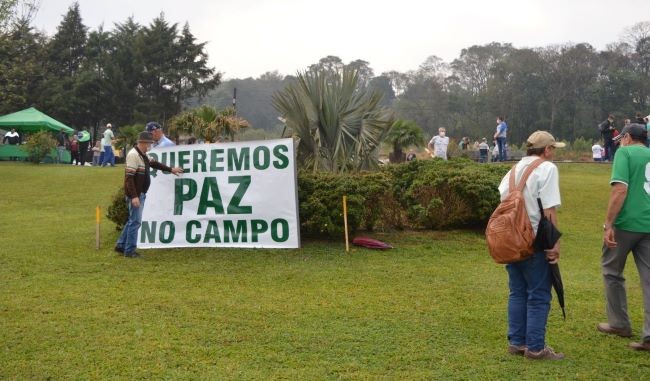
[{"left": 534, "top": 198, "right": 562, "bottom": 251}]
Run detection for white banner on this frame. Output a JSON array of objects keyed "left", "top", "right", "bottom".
[{"left": 138, "top": 138, "right": 300, "bottom": 249}]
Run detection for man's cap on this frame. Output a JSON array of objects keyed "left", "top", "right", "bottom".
[
  {"left": 146, "top": 122, "right": 161, "bottom": 132},
  {"left": 526, "top": 131, "right": 566, "bottom": 149},
  {"left": 138, "top": 131, "right": 154, "bottom": 143},
  {"left": 106, "top": 123, "right": 112, "bottom": 128},
  {"left": 614, "top": 123, "right": 647, "bottom": 142}
]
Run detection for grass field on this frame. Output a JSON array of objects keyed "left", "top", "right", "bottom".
[{"left": 0, "top": 162, "right": 648, "bottom": 379}]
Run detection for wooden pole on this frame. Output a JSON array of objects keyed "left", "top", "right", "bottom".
[
  {"left": 343, "top": 195, "right": 349, "bottom": 253},
  {"left": 95, "top": 206, "right": 101, "bottom": 250}
]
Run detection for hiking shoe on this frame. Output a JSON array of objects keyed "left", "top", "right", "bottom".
[
  {"left": 597, "top": 323, "right": 632, "bottom": 338},
  {"left": 114, "top": 246, "right": 124, "bottom": 254},
  {"left": 629, "top": 341, "right": 650, "bottom": 351},
  {"left": 123, "top": 251, "right": 141, "bottom": 258},
  {"left": 508, "top": 344, "right": 526, "bottom": 355},
  {"left": 524, "top": 346, "right": 564, "bottom": 360}
]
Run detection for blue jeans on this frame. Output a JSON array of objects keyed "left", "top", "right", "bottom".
[
  {"left": 116, "top": 194, "right": 146, "bottom": 254},
  {"left": 56, "top": 146, "right": 66, "bottom": 164},
  {"left": 506, "top": 250, "right": 552, "bottom": 352},
  {"left": 102, "top": 146, "right": 114, "bottom": 166},
  {"left": 497, "top": 137, "right": 507, "bottom": 162},
  {"left": 604, "top": 139, "right": 615, "bottom": 161}
]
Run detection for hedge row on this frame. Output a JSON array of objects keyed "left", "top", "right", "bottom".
[{"left": 107, "top": 158, "right": 509, "bottom": 237}]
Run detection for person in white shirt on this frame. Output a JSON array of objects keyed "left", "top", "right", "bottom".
[
  {"left": 497, "top": 130, "right": 565, "bottom": 360},
  {"left": 592, "top": 141, "right": 603, "bottom": 162},
  {"left": 427, "top": 127, "right": 450, "bottom": 160}
]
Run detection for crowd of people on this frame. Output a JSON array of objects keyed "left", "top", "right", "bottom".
[{"left": 425, "top": 116, "right": 509, "bottom": 162}]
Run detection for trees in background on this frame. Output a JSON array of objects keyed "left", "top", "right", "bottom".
[{"left": 0, "top": 2, "right": 220, "bottom": 133}]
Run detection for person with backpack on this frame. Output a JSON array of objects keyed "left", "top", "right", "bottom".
[{"left": 496, "top": 131, "right": 565, "bottom": 360}]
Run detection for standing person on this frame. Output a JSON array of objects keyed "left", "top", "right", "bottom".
[
  {"left": 55, "top": 128, "right": 68, "bottom": 164},
  {"left": 91, "top": 141, "right": 101, "bottom": 166},
  {"left": 146, "top": 122, "right": 175, "bottom": 148},
  {"left": 592, "top": 141, "right": 604, "bottom": 162},
  {"left": 635, "top": 112, "right": 645, "bottom": 124},
  {"left": 114, "top": 132, "right": 183, "bottom": 258},
  {"left": 498, "top": 131, "right": 565, "bottom": 360},
  {"left": 599, "top": 115, "right": 616, "bottom": 161},
  {"left": 70, "top": 135, "right": 79, "bottom": 165},
  {"left": 598, "top": 123, "right": 650, "bottom": 351},
  {"left": 98, "top": 137, "right": 105, "bottom": 165},
  {"left": 428, "top": 127, "right": 450, "bottom": 160},
  {"left": 101, "top": 123, "right": 115, "bottom": 167},
  {"left": 478, "top": 138, "right": 489, "bottom": 163},
  {"left": 3, "top": 128, "right": 21, "bottom": 161},
  {"left": 77, "top": 128, "right": 91, "bottom": 166},
  {"left": 493, "top": 116, "right": 508, "bottom": 162}
]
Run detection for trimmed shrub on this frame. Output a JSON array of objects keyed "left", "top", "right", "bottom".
[
  {"left": 106, "top": 187, "right": 128, "bottom": 230},
  {"left": 24, "top": 131, "right": 57, "bottom": 164}
]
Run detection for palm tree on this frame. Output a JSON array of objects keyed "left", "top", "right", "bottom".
[
  {"left": 385, "top": 120, "right": 425, "bottom": 163},
  {"left": 273, "top": 68, "right": 394, "bottom": 173},
  {"left": 169, "top": 105, "right": 249, "bottom": 143}
]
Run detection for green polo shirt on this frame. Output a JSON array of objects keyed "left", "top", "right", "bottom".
[{"left": 610, "top": 144, "right": 650, "bottom": 232}]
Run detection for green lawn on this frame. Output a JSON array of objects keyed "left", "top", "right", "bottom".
[{"left": 0, "top": 162, "right": 647, "bottom": 379}]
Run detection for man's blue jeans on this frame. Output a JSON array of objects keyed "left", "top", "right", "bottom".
[
  {"left": 116, "top": 194, "right": 146, "bottom": 254},
  {"left": 497, "top": 137, "right": 507, "bottom": 162},
  {"left": 506, "top": 250, "right": 552, "bottom": 352},
  {"left": 102, "top": 145, "right": 114, "bottom": 166}
]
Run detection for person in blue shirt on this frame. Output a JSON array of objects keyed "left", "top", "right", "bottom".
[
  {"left": 493, "top": 116, "right": 508, "bottom": 161},
  {"left": 146, "top": 122, "right": 175, "bottom": 149}
]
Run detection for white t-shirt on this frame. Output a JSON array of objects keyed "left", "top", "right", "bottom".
[
  {"left": 429, "top": 135, "right": 450, "bottom": 159},
  {"left": 591, "top": 144, "right": 603, "bottom": 159},
  {"left": 498, "top": 156, "right": 561, "bottom": 232},
  {"left": 103, "top": 128, "right": 114, "bottom": 145}
]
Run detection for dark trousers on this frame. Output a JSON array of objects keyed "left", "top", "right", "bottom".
[{"left": 78, "top": 142, "right": 89, "bottom": 165}]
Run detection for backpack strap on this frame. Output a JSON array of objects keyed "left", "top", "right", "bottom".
[{"left": 508, "top": 158, "right": 545, "bottom": 192}]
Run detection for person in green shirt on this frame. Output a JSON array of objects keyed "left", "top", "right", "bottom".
[{"left": 599, "top": 123, "right": 650, "bottom": 351}]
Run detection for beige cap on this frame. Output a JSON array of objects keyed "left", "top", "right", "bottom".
[{"left": 526, "top": 131, "right": 566, "bottom": 149}]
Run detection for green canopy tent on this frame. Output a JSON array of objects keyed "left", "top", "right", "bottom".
[
  {"left": 0, "top": 107, "right": 74, "bottom": 134},
  {"left": 0, "top": 107, "right": 74, "bottom": 162}
]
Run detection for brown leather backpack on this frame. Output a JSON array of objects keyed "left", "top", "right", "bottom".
[{"left": 486, "top": 159, "right": 544, "bottom": 264}]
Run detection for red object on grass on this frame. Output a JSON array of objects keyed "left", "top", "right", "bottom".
[{"left": 352, "top": 237, "right": 393, "bottom": 249}]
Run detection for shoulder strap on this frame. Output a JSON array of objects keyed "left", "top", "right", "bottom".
[{"left": 508, "top": 158, "right": 545, "bottom": 192}]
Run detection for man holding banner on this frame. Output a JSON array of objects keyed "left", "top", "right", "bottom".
[{"left": 115, "top": 131, "right": 184, "bottom": 258}]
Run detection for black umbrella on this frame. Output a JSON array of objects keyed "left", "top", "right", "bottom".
[{"left": 535, "top": 199, "right": 565, "bottom": 320}]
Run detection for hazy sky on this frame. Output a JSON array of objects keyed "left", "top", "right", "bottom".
[{"left": 31, "top": 0, "right": 650, "bottom": 79}]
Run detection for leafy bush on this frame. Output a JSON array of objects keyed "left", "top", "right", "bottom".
[
  {"left": 24, "top": 131, "right": 57, "bottom": 164},
  {"left": 106, "top": 187, "right": 128, "bottom": 230}
]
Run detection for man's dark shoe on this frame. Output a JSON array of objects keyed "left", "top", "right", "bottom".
[
  {"left": 524, "top": 346, "right": 564, "bottom": 360},
  {"left": 597, "top": 323, "right": 632, "bottom": 338},
  {"left": 507, "top": 344, "right": 526, "bottom": 355},
  {"left": 629, "top": 341, "right": 650, "bottom": 351},
  {"left": 114, "top": 246, "right": 124, "bottom": 254},
  {"left": 123, "top": 251, "right": 141, "bottom": 258}
]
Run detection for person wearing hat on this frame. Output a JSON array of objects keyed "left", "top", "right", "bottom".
[
  {"left": 101, "top": 123, "right": 115, "bottom": 167},
  {"left": 114, "top": 131, "right": 183, "bottom": 258},
  {"left": 146, "top": 122, "right": 175, "bottom": 149},
  {"left": 598, "top": 123, "right": 650, "bottom": 351},
  {"left": 497, "top": 130, "right": 566, "bottom": 360}
]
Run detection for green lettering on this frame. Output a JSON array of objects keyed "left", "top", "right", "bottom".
[
  {"left": 140, "top": 221, "right": 157, "bottom": 243},
  {"left": 178, "top": 151, "right": 191, "bottom": 172},
  {"left": 273, "top": 145, "right": 289, "bottom": 169},
  {"left": 174, "top": 178, "right": 197, "bottom": 215},
  {"left": 253, "top": 146, "right": 270, "bottom": 170},
  {"left": 223, "top": 220, "right": 247, "bottom": 243},
  {"left": 203, "top": 220, "right": 221, "bottom": 243},
  {"left": 193, "top": 150, "right": 207, "bottom": 173},
  {"left": 161, "top": 151, "right": 176, "bottom": 167},
  {"left": 210, "top": 149, "right": 225, "bottom": 172},
  {"left": 227, "top": 176, "right": 252, "bottom": 214},
  {"left": 251, "top": 219, "right": 268, "bottom": 243},
  {"left": 271, "top": 219, "right": 289, "bottom": 242},
  {"left": 227, "top": 147, "right": 250, "bottom": 171},
  {"left": 198, "top": 177, "right": 225, "bottom": 215},
  {"left": 149, "top": 153, "right": 158, "bottom": 177},
  {"left": 159, "top": 221, "right": 175, "bottom": 243},
  {"left": 186, "top": 220, "right": 201, "bottom": 243}
]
